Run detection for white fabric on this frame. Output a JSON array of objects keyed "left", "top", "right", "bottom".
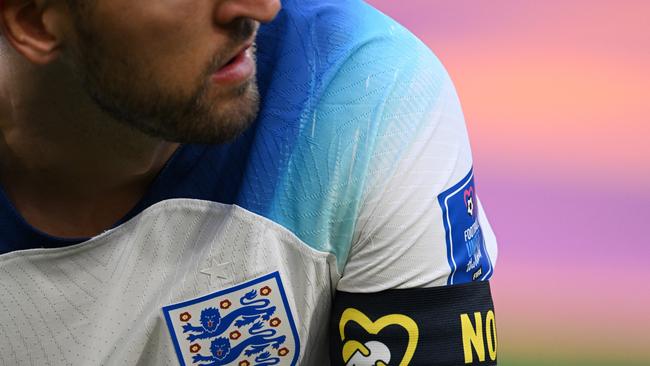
[
  {"left": 0, "top": 200, "right": 338, "bottom": 365},
  {"left": 339, "top": 75, "right": 498, "bottom": 293}
]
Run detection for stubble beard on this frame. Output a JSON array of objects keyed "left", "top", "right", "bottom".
[{"left": 68, "top": 18, "right": 260, "bottom": 145}]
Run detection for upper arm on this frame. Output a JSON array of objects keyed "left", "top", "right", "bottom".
[
  {"left": 328, "top": 21, "right": 499, "bottom": 366},
  {"left": 337, "top": 68, "right": 498, "bottom": 293}
]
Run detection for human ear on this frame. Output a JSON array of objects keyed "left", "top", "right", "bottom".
[{"left": 0, "top": 0, "right": 64, "bottom": 64}]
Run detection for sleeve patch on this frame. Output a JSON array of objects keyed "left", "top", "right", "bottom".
[{"left": 438, "top": 168, "right": 493, "bottom": 285}]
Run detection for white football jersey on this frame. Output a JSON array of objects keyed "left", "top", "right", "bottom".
[{"left": 0, "top": 0, "right": 497, "bottom": 365}]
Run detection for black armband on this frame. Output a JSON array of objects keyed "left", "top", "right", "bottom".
[{"left": 330, "top": 281, "right": 497, "bottom": 365}]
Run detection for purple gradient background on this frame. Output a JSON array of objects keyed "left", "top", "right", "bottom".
[{"left": 367, "top": 1, "right": 649, "bottom": 364}]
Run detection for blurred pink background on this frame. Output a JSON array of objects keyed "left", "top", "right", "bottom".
[{"left": 367, "top": 1, "right": 649, "bottom": 364}]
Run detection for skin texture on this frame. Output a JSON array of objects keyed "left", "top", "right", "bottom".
[{"left": 0, "top": 0, "right": 281, "bottom": 237}]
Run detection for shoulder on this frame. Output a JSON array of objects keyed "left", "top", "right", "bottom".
[
  {"left": 257, "top": 0, "right": 450, "bottom": 104},
  {"left": 247, "top": 0, "right": 463, "bottom": 268},
  {"left": 256, "top": 0, "right": 458, "bottom": 162}
]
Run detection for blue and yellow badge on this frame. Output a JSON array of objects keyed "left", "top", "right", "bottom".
[
  {"left": 162, "top": 272, "right": 300, "bottom": 366},
  {"left": 438, "top": 169, "right": 493, "bottom": 285}
]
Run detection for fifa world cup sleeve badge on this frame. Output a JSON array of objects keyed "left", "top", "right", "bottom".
[
  {"left": 438, "top": 168, "right": 494, "bottom": 285},
  {"left": 162, "top": 272, "right": 300, "bottom": 366}
]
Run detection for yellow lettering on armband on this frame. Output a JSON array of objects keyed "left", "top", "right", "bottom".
[
  {"left": 461, "top": 312, "right": 485, "bottom": 363},
  {"left": 460, "top": 310, "right": 498, "bottom": 363}
]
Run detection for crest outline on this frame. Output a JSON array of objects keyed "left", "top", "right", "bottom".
[{"left": 162, "top": 271, "right": 300, "bottom": 366}]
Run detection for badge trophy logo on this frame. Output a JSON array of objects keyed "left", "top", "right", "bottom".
[
  {"left": 438, "top": 169, "right": 493, "bottom": 285},
  {"left": 463, "top": 186, "right": 475, "bottom": 217}
]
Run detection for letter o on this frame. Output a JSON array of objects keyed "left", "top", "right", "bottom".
[{"left": 486, "top": 310, "right": 498, "bottom": 361}]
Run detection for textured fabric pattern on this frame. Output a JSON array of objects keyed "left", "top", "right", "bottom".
[
  {"left": 0, "top": 0, "right": 497, "bottom": 364},
  {"left": 0, "top": 200, "right": 336, "bottom": 365}
]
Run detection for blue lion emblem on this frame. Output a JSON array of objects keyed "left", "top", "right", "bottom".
[
  {"left": 162, "top": 272, "right": 301, "bottom": 365},
  {"left": 191, "top": 322, "right": 285, "bottom": 365},
  {"left": 182, "top": 289, "right": 276, "bottom": 342}
]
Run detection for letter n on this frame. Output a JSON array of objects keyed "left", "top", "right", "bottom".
[{"left": 460, "top": 312, "right": 485, "bottom": 363}]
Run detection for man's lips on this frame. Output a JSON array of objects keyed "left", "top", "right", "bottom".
[{"left": 211, "top": 43, "right": 255, "bottom": 85}]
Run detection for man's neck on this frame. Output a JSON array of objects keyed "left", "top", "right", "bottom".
[{"left": 0, "top": 63, "right": 179, "bottom": 238}]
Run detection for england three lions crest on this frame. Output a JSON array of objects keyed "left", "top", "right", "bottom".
[{"left": 163, "top": 272, "right": 300, "bottom": 366}]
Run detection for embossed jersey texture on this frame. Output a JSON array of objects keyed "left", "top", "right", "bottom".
[{"left": 0, "top": 0, "right": 497, "bottom": 364}]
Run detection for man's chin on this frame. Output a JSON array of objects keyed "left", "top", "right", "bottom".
[
  {"left": 156, "top": 112, "right": 258, "bottom": 145},
  {"left": 160, "top": 86, "right": 260, "bottom": 144},
  {"left": 95, "top": 75, "right": 260, "bottom": 145}
]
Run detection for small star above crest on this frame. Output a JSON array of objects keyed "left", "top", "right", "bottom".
[{"left": 200, "top": 259, "right": 232, "bottom": 286}]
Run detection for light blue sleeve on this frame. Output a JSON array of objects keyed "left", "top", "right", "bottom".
[{"left": 262, "top": 1, "right": 452, "bottom": 272}]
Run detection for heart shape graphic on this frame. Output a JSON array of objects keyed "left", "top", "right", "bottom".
[{"left": 339, "top": 308, "right": 419, "bottom": 366}]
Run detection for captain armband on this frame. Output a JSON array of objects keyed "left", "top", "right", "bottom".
[{"left": 330, "top": 281, "right": 498, "bottom": 365}]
